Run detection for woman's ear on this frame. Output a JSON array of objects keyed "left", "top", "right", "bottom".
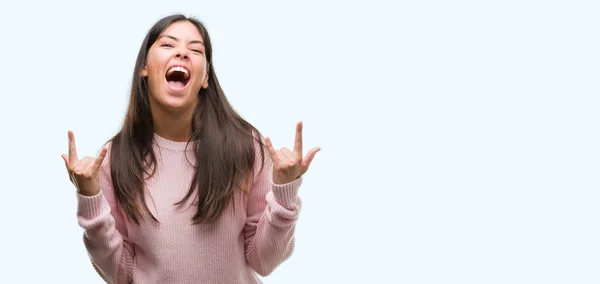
[
  {"left": 201, "top": 62, "right": 210, "bottom": 88},
  {"left": 141, "top": 65, "right": 148, "bottom": 77},
  {"left": 202, "top": 74, "right": 209, "bottom": 89}
]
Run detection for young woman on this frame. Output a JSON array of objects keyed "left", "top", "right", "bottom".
[{"left": 61, "top": 14, "right": 320, "bottom": 284}]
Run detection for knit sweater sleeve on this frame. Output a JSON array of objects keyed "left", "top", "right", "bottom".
[
  {"left": 76, "top": 157, "right": 135, "bottom": 284},
  {"left": 244, "top": 141, "right": 303, "bottom": 276}
]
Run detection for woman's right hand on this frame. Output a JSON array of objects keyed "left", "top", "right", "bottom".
[{"left": 61, "top": 130, "right": 108, "bottom": 197}]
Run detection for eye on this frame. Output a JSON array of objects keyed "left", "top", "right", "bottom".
[
  {"left": 161, "top": 43, "right": 174, "bottom": 48},
  {"left": 192, "top": 49, "right": 203, "bottom": 54}
]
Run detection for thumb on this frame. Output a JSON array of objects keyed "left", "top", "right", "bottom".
[
  {"left": 61, "top": 154, "right": 69, "bottom": 168},
  {"left": 300, "top": 147, "right": 321, "bottom": 175},
  {"left": 61, "top": 154, "right": 73, "bottom": 183}
]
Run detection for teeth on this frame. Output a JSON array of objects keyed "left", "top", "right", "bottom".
[{"left": 167, "top": 66, "right": 189, "bottom": 79}]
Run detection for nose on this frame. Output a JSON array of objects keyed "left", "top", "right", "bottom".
[
  {"left": 174, "top": 46, "right": 189, "bottom": 60},
  {"left": 175, "top": 52, "right": 189, "bottom": 60}
]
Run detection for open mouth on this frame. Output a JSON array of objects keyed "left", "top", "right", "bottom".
[{"left": 165, "top": 66, "right": 190, "bottom": 89}]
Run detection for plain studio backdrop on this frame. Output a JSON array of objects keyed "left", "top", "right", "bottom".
[{"left": 0, "top": 0, "right": 598, "bottom": 283}]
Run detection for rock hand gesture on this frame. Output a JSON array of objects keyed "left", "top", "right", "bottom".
[
  {"left": 265, "top": 122, "right": 321, "bottom": 185},
  {"left": 61, "top": 130, "right": 108, "bottom": 196}
]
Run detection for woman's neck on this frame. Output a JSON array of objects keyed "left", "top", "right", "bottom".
[{"left": 151, "top": 106, "right": 195, "bottom": 142}]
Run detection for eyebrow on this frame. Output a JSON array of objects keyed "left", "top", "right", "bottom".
[{"left": 159, "top": 34, "right": 204, "bottom": 45}]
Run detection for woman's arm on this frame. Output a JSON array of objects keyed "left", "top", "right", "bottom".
[
  {"left": 243, "top": 152, "right": 303, "bottom": 276},
  {"left": 244, "top": 123, "right": 319, "bottom": 276},
  {"left": 76, "top": 159, "right": 135, "bottom": 284}
]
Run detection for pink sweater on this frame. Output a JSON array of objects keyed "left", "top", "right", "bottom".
[{"left": 76, "top": 134, "right": 302, "bottom": 284}]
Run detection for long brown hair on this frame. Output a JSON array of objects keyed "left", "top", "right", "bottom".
[{"left": 108, "top": 14, "right": 266, "bottom": 225}]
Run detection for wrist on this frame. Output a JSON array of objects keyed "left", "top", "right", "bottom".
[
  {"left": 273, "top": 174, "right": 300, "bottom": 185},
  {"left": 78, "top": 188, "right": 100, "bottom": 197}
]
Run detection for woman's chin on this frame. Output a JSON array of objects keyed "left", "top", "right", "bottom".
[
  {"left": 151, "top": 84, "right": 200, "bottom": 112},
  {"left": 159, "top": 93, "right": 194, "bottom": 111}
]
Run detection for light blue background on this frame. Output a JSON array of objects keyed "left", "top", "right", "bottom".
[{"left": 0, "top": 0, "right": 598, "bottom": 283}]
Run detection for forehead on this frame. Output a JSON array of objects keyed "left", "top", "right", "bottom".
[{"left": 160, "top": 21, "right": 203, "bottom": 41}]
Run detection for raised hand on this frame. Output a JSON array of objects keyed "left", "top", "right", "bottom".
[
  {"left": 61, "top": 130, "right": 108, "bottom": 196},
  {"left": 265, "top": 121, "right": 320, "bottom": 185}
]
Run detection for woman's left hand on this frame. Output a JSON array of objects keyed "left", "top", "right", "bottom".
[{"left": 265, "top": 121, "right": 321, "bottom": 185}]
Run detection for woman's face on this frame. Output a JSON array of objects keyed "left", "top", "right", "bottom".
[{"left": 141, "top": 20, "right": 208, "bottom": 113}]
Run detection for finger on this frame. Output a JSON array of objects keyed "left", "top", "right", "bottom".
[
  {"left": 72, "top": 157, "right": 92, "bottom": 191},
  {"left": 62, "top": 154, "right": 72, "bottom": 173},
  {"left": 293, "top": 121, "right": 303, "bottom": 157},
  {"left": 301, "top": 147, "right": 321, "bottom": 174},
  {"left": 83, "top": 158, "right": 98, "bottom": 177},
  {"left": 91, "top": 147, "right": 108, "bottom": 174},
  {"left": 74, "top": 157, "right": 93, "bottom": 174},
  {"left": 280, "top": 147, "right": 296, "bottom": 164},
  {"left": 61, "top": 154, "right": 69, "bottom": 168},
  {"left": 82, "top": 158, "right": 98, "bottom": 177},
  {"left": 62, "top": 154, "right": 74, "bottom": 182},
  {"left": 264, "top": 137, "right": 280, "bottom": 166},
  {"left": 68, "top": 130, "right": 79, "bottom": 164}
]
